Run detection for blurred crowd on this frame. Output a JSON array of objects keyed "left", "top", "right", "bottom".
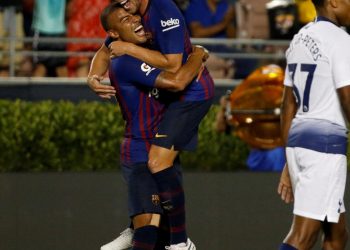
[{"left": 1, "top": 0, "right": 346, "bottom": 78}]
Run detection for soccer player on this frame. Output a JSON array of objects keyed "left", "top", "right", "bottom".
[
  {"left": 89, "top": 1, "right": 215, "bottom": 249},
  {"left": 97, "top": 3, "right": 209, "bottom": 250},
  {"left": 278, "top": 0, "right": 350, "bottom": 249}
]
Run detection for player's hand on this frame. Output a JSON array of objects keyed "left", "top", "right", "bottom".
[
  {"left": 108, "top": 41, "right": 128, "bottom": 58},
  {"left": 277, "top": 164, "right": 294, "bottom": 204},
  {"left": 87, "top": 75, "right": 116, "bottom": 99},
  {"left": 192, "top": 45, "right": 209, "bottom": 62}
]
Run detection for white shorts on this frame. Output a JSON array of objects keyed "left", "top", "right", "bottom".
[{"left": 286, "top": 147, "right": 347, "bottom": 223}]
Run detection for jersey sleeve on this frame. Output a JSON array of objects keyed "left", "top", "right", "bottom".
[
  {"left": 113, "top": 56, "right": 162, "bottom": 88},
  {"left": 152, "top": 2, "right": 185, "bottom": 54},
  {"left": 283, "top": 66, "right": 293, "bottom": 87},
  {"left": 331, "top": 35, "right": 350, "bottom": 89},
  {"left": 104, "top": 36, "right": 115, "bottom": 47}
]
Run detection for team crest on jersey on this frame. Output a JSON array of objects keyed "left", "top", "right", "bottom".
[
  {"left": 149, "top": 88, "right": 160, "bottom": 99},
  {"left": 152, "top": 194, "right": 160, "bottom": 206},
  {"left": 160, "top": 18, "right": 180, "bottom": 32},
  {"left": 141, "top": 63, "right": 156, "bottom": 76}
]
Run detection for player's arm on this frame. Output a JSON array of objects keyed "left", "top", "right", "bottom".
[
  {"left": 280, "top": 86, "right": 297, "bottom": 144},
  {"left": 278, "top": 86, "right": 297, "bottom": 204},
  {"left": 109, "top": 41, "right": 182, "bottom": 73},
  {"left": 337, "top": 85, "right": 350, "bottom": 122},
  {"left": 278, "top": 164, "right": 293, "bottom": 204},
  {"left": 153, "top": 46, "right": 208, "bottom": 92},
  {"left": 87, "top": 44, "right": 116, "bottom": 99},
  {"left": 109, "top": 8, "right": 186, "bottom": 73}
]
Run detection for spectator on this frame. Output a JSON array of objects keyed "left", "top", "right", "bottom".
[
  {"left": 266, "top": 0, "right": 300, "bottom": 40},
  {"left": 0, "top": 1, "right": 25, "bottom": 76},
  {"left": 22, "top": 0, "right": 34, "bottom": 38},
  {"left": 18, "top": 0, "right": 34, "bottom": 77},
  {"left": 184, "top": 0, "right": 260, "bottom": 79},
  {"left": 32, "top": 0, "right": 68, "bottom": 77},
  {"left": 184, "top": 0, "right": 236, "bottom": 39},
  {"left": 66, "top": 0, "right": 110, "bottom": 77},
  {"left": 184, "top": 0, "right": 237, "bottom": 79}
]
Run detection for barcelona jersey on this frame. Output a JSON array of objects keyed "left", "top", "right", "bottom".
[
  {"left": 109, "top": 55, "right": 165, "bottom": 165},
  {"left": 105, "top": 0, "right": 214, "bottom": 101}
]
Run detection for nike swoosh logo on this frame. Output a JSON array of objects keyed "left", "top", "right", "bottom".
[{"left": 155, "top": 133, "right": 168, "bottom": 138}]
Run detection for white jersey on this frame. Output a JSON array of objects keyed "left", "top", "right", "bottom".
[
  {"left": 285, "top": 18, "right": 350, "bottom": 127},
  {"left": 284, "top": 18, "right": 350, "bottom": 155}
]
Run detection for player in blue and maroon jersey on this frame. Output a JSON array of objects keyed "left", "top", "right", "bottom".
[
  {"left": 89, "top": 1, "right": 214, "bottom": 249},
  {"left": 97, "top": 3, "right": 208, "bottom": 250}
]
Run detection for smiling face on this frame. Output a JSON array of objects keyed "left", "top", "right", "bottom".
[
  {"left": 107, "top": 7, "right": 147, "bottom": 44},
  {"left": 114, "top": 0, "right": 140, "bottom": 14}
]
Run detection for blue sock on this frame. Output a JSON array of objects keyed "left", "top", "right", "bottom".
[
  {"left": 132, "top": 225, "right": 158, "bottom": 250},
  {"left": 153, "top": 167, "right": 187, "bottom": 245},
  {"left": 279, "top": 243, "right": 297, "bottom": 250}
]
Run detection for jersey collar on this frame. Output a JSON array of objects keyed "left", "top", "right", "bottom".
[{"left": 315, "top": 16, "right": 339, "bottom": 26}]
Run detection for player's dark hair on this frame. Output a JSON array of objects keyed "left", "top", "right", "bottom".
[
  {"left": 100, "top": 2, "right": 123, "bottom": 31},
  {"left": 311, "top": 0, "right": 325, "bottom": 8}
]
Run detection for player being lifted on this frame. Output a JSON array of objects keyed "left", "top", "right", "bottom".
[{"left": 278, "top": 0, "right": 350, "bottom": 249}]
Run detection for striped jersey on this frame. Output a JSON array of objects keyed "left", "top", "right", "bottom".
[
  {"left": 109, "top": 55, "right": 165, "bottom": 164},
  {"left": 105, "top": 0, "right": 214, "bottom": 101},
  {"left": 284, "top": 16, "right": 350, "bottom": 155}
]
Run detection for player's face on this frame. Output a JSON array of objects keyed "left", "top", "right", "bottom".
[
  {"left": 108, "top": 8, "right": 147, "bottom": 44},
  {"left": 335, "top": 0, "right": 350, "bottom": 26},
  {"left": 114, "top": 0, "right": 140, "bottom": 14}
]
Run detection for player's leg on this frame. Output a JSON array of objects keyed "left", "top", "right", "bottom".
[
  {"left": 100, "top": 157, "right": 184, "bottom": 250},
  {"left": 282, "top": 147, "right": 347, "bottom": 250},
  {"left": 101, "top": 213, "right": 161, "bottom": 250},
  {"left": 131, "top": 213, "right": 160, "bottom": 250},
  {"left": 322, "top": 213, "right": 348, "bottom": 250},
  {"left": 280, "top": 215, "right": 322, "bottom": 249},
  {"left": 154, "top": 214, "right": 171, "bottom": 250},
  {"left": 153, "top": 156, "right": 183, "bottom": 250},
  {"left": 147, "top": 102, "right": 191, "bottom": 246},
  {"left": 128, "top": 163, "right": 164, "bottom": 249},
  {"left": 101, "top": 163, "right": 163, "bottom": 250},
  {"left": 148, "top": 146, "right": 188, "bottom": 246},
  {"left": 148, "top": 100, "right": 211, "bottom": 249},
  {"left": 322, "top": 147, "right": 348, "bottom": 250}
]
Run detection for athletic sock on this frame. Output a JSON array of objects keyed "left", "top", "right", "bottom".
[
  {"left": 279, "top": 243, "right": 298, "bottom": 250},
  {"left": 154, "top": 217, "right": 170, "bottom": 250},
  {"left": 131, "top": 225, "right": 158, "bottom": 250},
  {"left": 153, "top": 166, "right": 187, "bottom": 245}
]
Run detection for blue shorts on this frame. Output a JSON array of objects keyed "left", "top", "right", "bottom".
[
  {"left": 121, "top": 157, "right": 182, "bottom": 217},
  {"left": 152, "top": 99, "right": 213, "bottom": 151}
]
